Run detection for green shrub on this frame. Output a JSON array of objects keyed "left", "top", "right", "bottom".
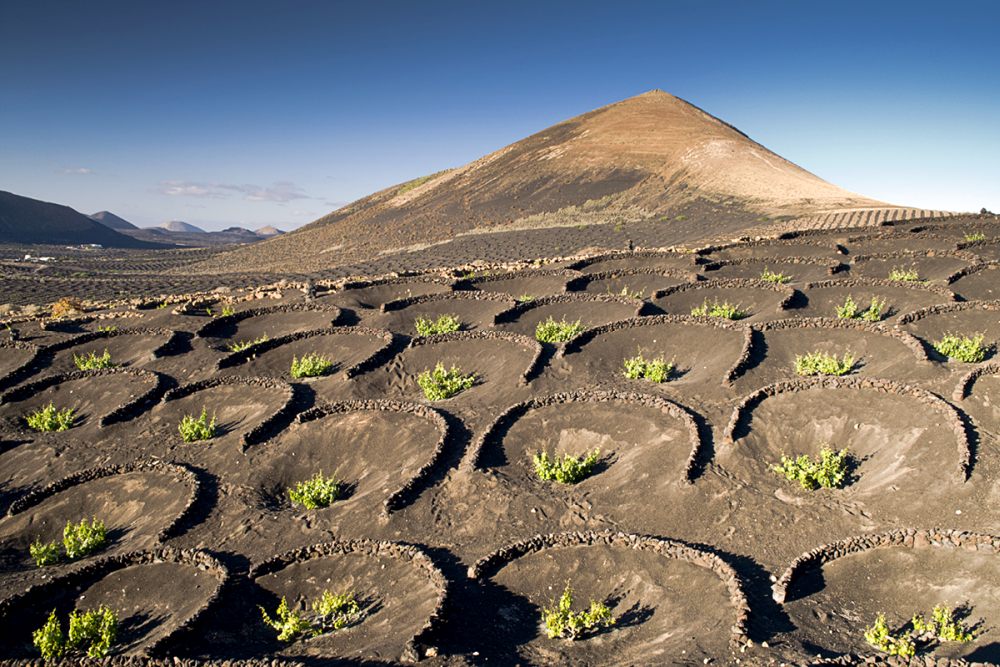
[
  {"left": 622, "top": 354, "right": 674, "bottom": 383},
  {"left": 63, "top": 518, "right": 107, "bottom": 560},
  {"left": 414, "top": 314, "right": 461, "bottom": 336},
  {"left": 864, "top": 613, "right": 916, "bottom": 657},
  {"left": 690, "top": 298, "right": 748, "bottom": 320},
  {"left": 312, "top": 591, "right": 361, "bottom": 631},
  {"left": 34, "top": 606, "right": 118, "bottom": 660},
  {"left": 912, "top": 605, "right": 976, "bottom": 643},
  {"left": 760, "top": 267, "right": 792, "bottom": 284},
  {"left": 772, "top": 447, "right": 850, "bottom": 490},
  {"left": 30, "top": 539, "right": 60, "bottom": 567},
  {"left": 835, "top": 295, "right": 886, "bottom": 322},
  {"left": 964, "top": 232, "right": 987, "bottom": 242},
  {"left": 178, "top": 408, "right": 217, "bottom": 442},
  {"left": 794, "top": 351, "right": 855, "bottom": 376},
  {"left": 609, "top": 285, "right": 643, "bottom": 300},
  {"left": 26, "top": 403, "right": 75, "bottom": 432},
  {"left": 260, "top": 597, "right": 317, "bottom": 642},
  {"left": 417, "top": 363, "right": 475, "bottom": 400},
  {"left": 533, "top": 450, "right": 601, "bottom": 484},
  {"left": 933, "top": 333, "right": 988, "bottom": 363},
  {"left": 535, "top": 317, "right": 585, "bottom": 343},
  {"left": 73, "top": 349, "right": 114, "bottom": 370},
  {"left": 220, "top": 305, "right": 236, "bottom": 317},
  {"left": 517, "top": 294, "right": 534, "bottom": 303},
  {"left": 888, "top": 266, "right": 921, "bottom": 282},
  {"left": 227, "top": 334, "right": 268, "bottom": 352},
  {"left": 260, "top": 590, "right": 363, "bottom": 642},
  {"left": 542, "top": 585, "right": 616, "bottom": 640},
  {"left": 33, "top": 610, "right": 66, "bottom": 660},
  {"left": 288, "top": 472, "right": 340, "bottom": 509},
  {"left": 290, "top": 353, "right": 334, "bottom": 378},
  {"left": 95, "top": 325, "right": 118, "bottom": 333}
]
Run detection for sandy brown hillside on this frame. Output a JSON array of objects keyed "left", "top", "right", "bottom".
[{"left": 191, "top": 90, "right": 906, "bottom": 274}]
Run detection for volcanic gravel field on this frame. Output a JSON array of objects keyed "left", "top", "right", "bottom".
[{"left": 2, "top": 216, "right": 1000, "bottom": 666}]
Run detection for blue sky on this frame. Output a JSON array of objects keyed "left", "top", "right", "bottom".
[{"left": 1, "top": 0, "right": 997, "bottom": 231}]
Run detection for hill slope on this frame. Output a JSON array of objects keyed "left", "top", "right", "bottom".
[
  {"left": 89, "top": 210, "right": 139, "bottom": 230},
  {"left": 158, "top": 220, "right": 207, "bottom": 234},
  {"left": 192, "top": 90, "right": 899, "bottom": 273},
  {"left": 0, "top": 191, "right": 165, "bottom": 248}
]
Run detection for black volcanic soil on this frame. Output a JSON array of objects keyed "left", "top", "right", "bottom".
[{"left": 2, "top": 215, "right": 1000, "bottom": 666}]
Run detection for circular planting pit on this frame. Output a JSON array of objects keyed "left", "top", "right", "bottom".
[
  {"left": 701, "top": 258, "right": 840, "bottom": 283},
  {"left": 700, "top": 239, "right": 841, "bottom": 263},
  {"left": 469, "top": 531, "right": 748, "bottom": 666},
  {"left": 566, "top": 269, "right": 695, "bottom": 300},
  {"left": 845, "top": 232, "right": 958, "bottom": 256},
  {"left": 457, "top": 269, "right": 575, "bottom": 298},
  {"left": 44, "top": 328, "right": 182, "bottom": 374},
  {"left": 0, "top": 462, "right": 198, "bottom": 576},
  {"left": 0, "top": 340, "right": 42, "bottom": 391},
  {"left": 778, "top": 530, "right": 1000, "bottom": 662},
  {"left": 651, "top": 279, "right": 795, "bottom": 322},
  {"left": 849, "top": 253, "right": 972, "bottom": 282},
  {"left": 249, "top": 539, "right": 447, "bottom": 662},
  {"left": 796, "top": 279, "right": 954, "bottom": 323},
  {"left": 251, "top": 399, "right": 448, "bottom": 519},
  {"left": 495, "top": 295, "right": 641, "bottom": 339},
  {"left": 374, "top": 291, "right": 515, "bottom": 334},
  {"left": 948, "top": 263, "right": 1000, "bottom": 301},
  {"left": 324, "top": 277, "right": 452, "bottom": 310},
  {"left": 568, "top": 251, "right": 698, "bottom": 275},
  {"left": 0, "top": 368, "right": 165, "bottom": 431},
  {"left": 958, "top": 239, "right": 1000, "bottom": 263},
  {"left": 722, "top": 379, "right": 970, "bottom": 521},
  {"left": 0, "top": 548, "right": 227, "bottom": 658},
  {"left": 151, "top": 376, "right": 296, "bottom": 450},
  {"left": 899, "top": 301, "right": 1000, "bottom": 362},
  {"left": 196, "top": 303, "right": 341, "bottom": 350},
  {"left": 218, "top": 327, "right": 394, "bottom": 383},
  {"left": 738, "top": 319, "right": 930, "bottom": 387},
  {"left": 563, "top": 316, "right": 751, "bottom": 388},
  {"left": 388, "top": 331, "right": 542, "bottom": 403},
  {"left": 953, "top": 363, "right": 1000, "bottom": 438},
  {"left": 470, "top": 390, "right": 703, "bottom": 489}
]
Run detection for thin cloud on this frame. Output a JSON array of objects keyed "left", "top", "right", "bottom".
[
  {"left": 60, "top": 167, "right": 95, "bottom": 175},
  {"left": 157, "top": 180, "right": 312, "bottom": 202}
]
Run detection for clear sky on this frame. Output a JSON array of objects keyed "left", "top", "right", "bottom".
[{"left": 1, "top": 0, "right": 997, "bottom": 231}]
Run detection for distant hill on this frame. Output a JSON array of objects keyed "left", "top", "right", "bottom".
[
  {"left": 255, "top": 225, "right": 284, "bottom": 237},
  {"left": 0, "top": 191, "right": 166, "bottom": 248},
  {"left": 157, "top": 220, "right": 207, "bottom": 234},
  {"left": 89, "top": 210, "right": 138, "bottom": 231},
  {"left": 192, "top": 90, "right": 909, "bottom": 274}
]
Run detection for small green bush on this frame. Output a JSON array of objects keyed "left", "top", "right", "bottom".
[
  {"left": 178, "top": 408, "right": 217, "bottom": 442},
  {"left": 73, "top": 349, "right": 114, "bottom": 370},
  {"left": 288, "top": 472, "right": 340, "bottom": 509},
  {"left": 964, "top": 232, "right": 987, "bottom": 242},
  {"left": 312, "top": 591, "right": 362, "bottom": 631},
  {"left": 690, "top": 298, "right": 748, "bottom": 320},
  {"left": 533, "top": 450, "right": 601, "bottom": 484},
  {"left": 760, "top": 267, "right": 792, "bottom": 284},
  {"left": 865, "top": 613, "right": 916, "bottom": 657},
  {"left": 517, "top": 294, "right": 534, "bottom": 303},
  {"left": 835, "top": 295, "right": 886, "bottom": 322},
  {"left": 535, "top": 317, "right": 585, "bottom": 343},
  {"left": 609, "top": 285, "right": 643, "bottom": 300},
  {"left": 912, "top": 605, "right": 976, "bottom": 643},
  {"left": 26, "top": 403, "right": 75, "bottom": 432},
  {"left": 63, "top": 518, "right": 107, "bottom": 560},
  {"left": 260, "top": 597, "right": 317, "bottom": 642},
  {"left": 417, "top": 363, "right": 475, "bottom": 400},
  {"left": 794, "top": 351, "right": 855, "bottom": 376},
  {"left": 95, "top": 325, "right": 118, "bottom": 333},
  {"left": 227, "top": 334, "right": 268, "bottom": 352},
  {"left": 622, "top": 354, "right": 674, "bottom": 383},
  {"left": 543, "top": 585, "right": 616, "bottom": 640},
  {"left": 30, "top": 539, "right": 60, "bottom": 567},
  {"left": 34, "top": 606, "right": 118, "bottom": 660},
  {"left": 888, "top": 266, "right": 921, "bottom": 282},
  {"left": 414, "top": 314, "right": 461, "bottom": 336},
  {"left": 934, "top": 333, "right": 988, "bottom": 363},
  {"left": 290, "top": 353, "right": 334, "bottom": 378},
  {"left": 772, "top": 447, "right": 850, "bottom": 490}
]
